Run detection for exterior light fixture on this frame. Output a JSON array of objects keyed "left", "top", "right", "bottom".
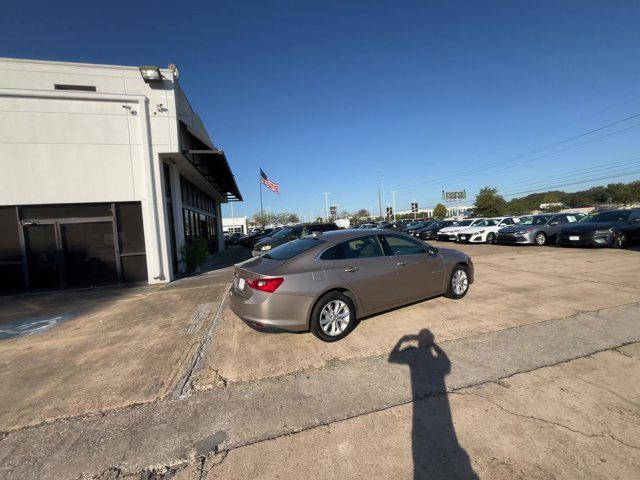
[{"left": 138, "top": 66, "right": 163, "bottom": 84}]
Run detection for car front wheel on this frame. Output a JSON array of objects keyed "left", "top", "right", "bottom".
[
  {"left": 486, "top": 232, "right": 496, "bottom": 244},
  {"left": 534, "top": 232, "right": 547, "bottom": 245},
  {"left": 613, "top": 231, "right": 627, "bottom": 249},
  {"left": 310, "top": 292, "right": 356, "bottom": 342},
  {"left": 445, "top": 265, "right": 470, "bottom": 299}
]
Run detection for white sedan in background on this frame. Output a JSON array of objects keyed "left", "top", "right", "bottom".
[
  {"left": 456, "top": 217, "right": 518, "bottom": 244},
  {"left": 436, "top": 218, "right": 486, "bottom": 241}
]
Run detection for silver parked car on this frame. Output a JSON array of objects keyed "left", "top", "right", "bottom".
[
  {"left": 496, "top": 213, "right": 583, "bottom": 245},
  {"left": 230, "top": 229, "right": 474, "bottom": 341}
]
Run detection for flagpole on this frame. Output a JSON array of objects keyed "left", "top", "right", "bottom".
[{"left": 259, "top": 169, "right": 264, "bottom": 220}]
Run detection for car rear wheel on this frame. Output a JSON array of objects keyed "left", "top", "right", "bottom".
[
  {"left": 614, "top": 231, "right": 627, "bottom": 249},
  {"left": 486, "top": 232, "right": 496, "bottom": 244},
  {"left": 445, "top": 265, "right": 470, "bottom": 299},
  {"left": 534, "top": 232, "right": 547, "bottom": 246},
  {"left": 310, "top": 292, "right": 356, "bottom": 342}
]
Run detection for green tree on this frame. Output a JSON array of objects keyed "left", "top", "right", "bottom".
[
  {"left": 474, "top": 187, "right": 507, "bottom": 217},
  {"left": 252, "top": 212, "right": 276, "bottom": 227},
  {"left": 433, "top": 203, "right": 448, "bottom": 219}
]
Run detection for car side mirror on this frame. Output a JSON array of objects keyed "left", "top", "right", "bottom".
[{"left": 426, "top": 246, "right": 438, "bottom": 256}]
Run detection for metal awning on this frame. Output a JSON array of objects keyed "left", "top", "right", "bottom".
[{"left": 182, "top": 149, "right": 243, "bottom": 201}]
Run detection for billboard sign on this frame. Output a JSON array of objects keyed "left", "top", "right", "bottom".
[
  {"left": 411, "top": 202, "right": 418, "bottom": 213},
  {"left": 442, "top": 190, "right": 466, "bottom": 201}
]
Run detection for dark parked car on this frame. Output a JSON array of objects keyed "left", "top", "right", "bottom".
[
  {"left": 225, "top": 232, "right": 244, "bottom": 247},
  {"left": 402, "top": 221, "right": 434, "bottom": 233},
  {"left": 237, "top": 229, "right": 265, "bottom": 247},
  {"left": 497, "top": 213, "right": 583, "bottom": 245},
  {"left": 377, "top": 222, "right": 405, "bottom": 231},
  {"left": 253, "top": 223, "right": 339, "bottom": 256},
  {"left": 557, "top": 209, "right": 640, "bottom": 248},
  {"left": 415, "top": 221, "right": 456, "bottom": 240}
]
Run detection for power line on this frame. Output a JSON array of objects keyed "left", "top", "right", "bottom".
[{"left": 402, "top": 114, "right": 640, "bottom": 195}]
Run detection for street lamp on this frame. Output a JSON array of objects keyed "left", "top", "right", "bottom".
[{"left": 138, "top": 66, "right": 164, "bottom": 84}]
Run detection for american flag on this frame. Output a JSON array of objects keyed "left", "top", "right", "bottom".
[{"left": 260, "top": 169, "right": 280, "bottom": 194}]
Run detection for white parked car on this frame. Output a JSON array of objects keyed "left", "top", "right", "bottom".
[
  {"left": 456, "top": 217, "right": 519, "bottom": 243},
  {"left": 436, "top": 218, "right": 486, "bottom": 241}
]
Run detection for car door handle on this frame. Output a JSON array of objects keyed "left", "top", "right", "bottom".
[
  {"left": 344, "top": 267, "right": 359, "bottom": 273},
  {"left": 396, "top": 261, "right": 407, "bottom": 266}
]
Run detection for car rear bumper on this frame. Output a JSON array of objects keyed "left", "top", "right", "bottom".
[{"left": 229, "top": 288, "right": 313, "bottom": 332}]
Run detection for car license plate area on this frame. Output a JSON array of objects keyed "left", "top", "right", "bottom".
[{"left": 569, "top": 235, "right": 580, "bottom": 241}]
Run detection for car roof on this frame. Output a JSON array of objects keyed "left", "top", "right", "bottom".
[{"left": 316, "top": 228, "right": 412, "bottom": 241}]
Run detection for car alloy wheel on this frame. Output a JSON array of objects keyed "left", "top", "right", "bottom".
[
  {"left": 319, "top": 300, "right": 351, "bottom": 336},
  {"left": 535, "top": 232, "right": 546, "bottom": 245},
  {"left": 446, "top": 265, "right": 470, "bottom": 299},
  {"left": 614, "top": 232, "right": 627, "bottom": 249},
  {"left": 486, "top": 232, "right": 496, "bottom": 244},
  {"left": 311, "top": 292, "right": 356, "bottom": 342}
]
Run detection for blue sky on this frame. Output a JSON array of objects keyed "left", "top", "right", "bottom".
[{"left": 3, "top": 1, "right": 640, "bottom": 220}]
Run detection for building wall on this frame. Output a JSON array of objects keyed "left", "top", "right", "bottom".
[{"left": 0, "top": 58, "right": 229, "bottom": 286}]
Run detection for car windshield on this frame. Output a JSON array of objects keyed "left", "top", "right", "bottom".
[
  {"left": 580, "top": 211, "right": 631, "bottom": 223},
  {"left": 264, "top": 238, "right": 324, "bottom": 260},
  {"left": 272, "top": 226, "right": 298, "bottom": 238},
  {"left": 456, "top": 220, "right": 474, "bottom": 227},
  {"left": 475, "top": 219, "right": 499, "bottom": 227},
  {"left": 519, "top": 215, "right": 551, "bottom": 225}
]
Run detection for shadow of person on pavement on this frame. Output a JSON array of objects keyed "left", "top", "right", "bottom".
[{"left": 389, "top": 329, "right": 478, "bottom": 480}]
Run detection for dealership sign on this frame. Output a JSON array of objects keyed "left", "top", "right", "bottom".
[
  {"left": 411, "top": 202, "right": 418, "bottom": 213},
  {"left": 442, "top": 190, "right": 466, "bottom": 201}
]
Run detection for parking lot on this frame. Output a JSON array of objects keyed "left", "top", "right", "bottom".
[
  {"left": 192, "top": 241, "right": 640, "bottom": 387},
  {"left": 1, "top": 241, "right": 639, "bottom": 479}
]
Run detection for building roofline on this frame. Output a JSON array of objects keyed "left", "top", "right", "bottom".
[{"left": 0, "top": 56, "right": 174, "bottom": 73}]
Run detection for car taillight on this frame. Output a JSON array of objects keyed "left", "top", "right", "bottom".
[{"left": 246, "top": 277, "right": 284, "bottom": 293}]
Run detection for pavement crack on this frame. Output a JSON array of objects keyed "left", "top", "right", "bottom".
[
  {"left": 570, "top": 374, "right": 640, "bottom": 407},
  {"left": 172, "top": 285, "right": 231, "bottom": 399},
  {"left": 614, "top": 347, "right": 635, "bottom": 360},
  {"left": 454, "top": 391, "right": 640, "bottom": 451}
]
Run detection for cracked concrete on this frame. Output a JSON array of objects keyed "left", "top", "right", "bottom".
[
  {"left": 1, "top": 300, "right": 640, "bottom": 479},
  {"left": 2, "top": 243, "right": 639, "bottom": 479}
]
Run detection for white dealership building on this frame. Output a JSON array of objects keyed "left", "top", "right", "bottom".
[{"left": 0, "top": 57, "right": 242, "bottom": 293}]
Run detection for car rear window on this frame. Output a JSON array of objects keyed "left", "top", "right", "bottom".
[{"left": 264, "top": 238, "right": 325, "bottom": 260}]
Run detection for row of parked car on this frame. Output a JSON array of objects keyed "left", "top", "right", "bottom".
[{"left": 398, "top": 208, "right": 640, "bottom": 248}]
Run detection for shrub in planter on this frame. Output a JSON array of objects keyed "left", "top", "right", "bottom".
[{"left": 180, "top": 238, "right": 209, "bottom": 273}]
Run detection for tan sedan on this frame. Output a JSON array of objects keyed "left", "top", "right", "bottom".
[{"left": 230, "top": 229, "right": 474, "bottom": 342}]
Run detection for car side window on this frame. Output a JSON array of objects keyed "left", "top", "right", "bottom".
[
  {"left": 629, "top": 210, "right": 640, "bottom": 223},
  {"left": 382, "top": 235, "right": 426, "bottom": 256},
  {"left": 342, "top": 236, "right": 384, "bottom": 259},
  {"left": 319, "top": 244, "right": 345, "bottom": 260},
  {"left": 501, "top": 218, "right": 513, "bottom": 225},
  {"left": 565, "top": 215, "right": 577, "bottom": 223}
]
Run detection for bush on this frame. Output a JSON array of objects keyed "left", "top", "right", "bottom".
[{"left": 180, "top": 238, "right": 210, "bottom": 273}]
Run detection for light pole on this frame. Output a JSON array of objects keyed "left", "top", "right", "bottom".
[
  {"left": 323, "top": 193, "right": 331, "bottom": 222},
  {"left": 390, "top": 191, "right": 397, "bottom": 221}
]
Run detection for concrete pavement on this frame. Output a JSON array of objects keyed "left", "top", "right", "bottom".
[{"left": 1, "top": 301, "right": 639, "bottom": 479}]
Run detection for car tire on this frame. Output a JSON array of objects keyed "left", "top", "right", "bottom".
[
  {"left": 310, "top": 292, "right": 357, "bottom": 342},
  {"left": 486, "top": 232, "right": 496, "bottom": 244},
  {"left": 445, "top": 264, "right": 470, "bottom": 299},
  {"left": 534, "top": 232, "right": 547, "bottom": 246},
  {"left": 613, "top": 231, "right": 627, "bottom": 249}
]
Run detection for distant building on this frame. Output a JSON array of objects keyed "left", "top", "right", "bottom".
[{"left": 223, "top": 216, "right": 248, "bottom": 235}]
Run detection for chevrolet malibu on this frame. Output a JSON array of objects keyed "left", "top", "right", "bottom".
[{"left": 230, "top": 229, "right": 474, "bottom": 342}]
